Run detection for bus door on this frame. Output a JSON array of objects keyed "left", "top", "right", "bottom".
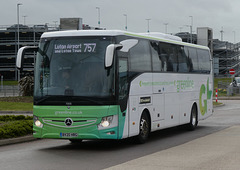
[
  {"left": 152, "top": 74, "right": 165, "bottom": 130},
  {"left": 118, "top": 58, "right": 129, "bottom": 138}
]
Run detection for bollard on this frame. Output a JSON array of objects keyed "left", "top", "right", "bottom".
[{"left": 216, "top": 89, "right": 218, "bottom": 103}]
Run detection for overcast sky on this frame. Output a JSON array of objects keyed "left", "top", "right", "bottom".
[{"left": 1, "top": 0, "right": 240, "bottom": 43}]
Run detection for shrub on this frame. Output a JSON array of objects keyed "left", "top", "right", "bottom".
[
  {"left": 0, "top": 115, "right": 33, "bottom": 139},
  {"left": 0, "top": 115, "right": 33, "bottom": 121},
  {"left": 19, "top": 76, "right": 34, "bottom": 96}
]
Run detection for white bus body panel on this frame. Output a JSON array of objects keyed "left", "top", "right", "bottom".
[
  {"left": 128, "top": 73, "right": 153, "bottom": 137},
  {"left": 127, "top": 73, "right": 213, "bottom": 137}
]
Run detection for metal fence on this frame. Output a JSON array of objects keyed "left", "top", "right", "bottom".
[
  {"left": 227, "top": 86, "right": 240, "bottom": 96},
  {"left": 217, "top": 81, "right": 240, "bottom": 96},
  {"left": 0, "top": 85, "right": 20, "bottom": 97}
]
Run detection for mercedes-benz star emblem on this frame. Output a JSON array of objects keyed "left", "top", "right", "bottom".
[{"left": 65, "top": 118, "right": 73, "bottom": 126}]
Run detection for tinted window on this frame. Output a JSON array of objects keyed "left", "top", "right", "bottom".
[
  {"left": 159, "top": 43, "right": 177, "bottom": 72},
  {"left": 197, "top": 49, "right": 211, "bottom": 73},
  {"left": 177, "top": 46, "right": 189, "bottom": 72},
  {"left": 129, "top": 40, "right": 151, "bottom": 71},
  {"left": 34, "top": 37, "right": 114, "bottom": 98},
  {"left": 118, "top": 59, "right": 128, "bottom": 99},
  {"left": 151, "top": 41, "right": 162, "bottom": 72},
  {"left": 188, "top": 47, "right": 199, "bottom": 72}
]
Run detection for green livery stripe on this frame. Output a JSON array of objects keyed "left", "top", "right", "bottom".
[{"left": 199, "top": 78, "right": 212, "bottom": 116}]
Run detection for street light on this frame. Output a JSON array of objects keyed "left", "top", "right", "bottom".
[
  {"left": 96, "top": 7, "right": 100, "bottom": 28},
  {"left": 17, "top": 3, "right": 22, "bottom": 81},
  {"left": 123, "top": 14, "right": 127, "bottom": 31},
  {"left": 233, "top": 31, "right": 236, "bottom": 44},
  {"left": 220, "top": 27, "right": 224, "bottom": 41},
  {"left": 22, "top": 15, "right": 27, "bottom": 25},
  {"left": 189, "top": 16, "right": 193, "bottom": 43},
  {"left": 17, "top": 3, "right": 22, "bottom": 51},
  {"left": 164, "top": 23, "right": 168, "bottom": 34},
  {"left": 146, "top": 19, "right": 151, "bottom": 33},
  {"left": 53, "top": 21, "right": 58, "bottom": 28},
  {"left": 184, "top": 25, "right": 192, "bottom": 43},
  {"left": 179, "top": 26, "right": 183, "bottom": 32}
]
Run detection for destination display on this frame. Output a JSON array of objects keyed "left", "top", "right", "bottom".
[{"left": 54, "top": 43, "right": 97, "bottom": 54}]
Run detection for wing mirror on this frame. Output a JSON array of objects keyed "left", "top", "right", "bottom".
[
  {"left": 105, "top": 44, "right": 122, "bottom": 68},
  {"left": 105, "top": 39, "right": 138, "bottom": 68},
  {"left": 16, "top": 46, "right": 38, "bottom": 70}
]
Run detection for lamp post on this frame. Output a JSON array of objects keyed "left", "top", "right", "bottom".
[
  {"left": 17, "top": 3, "right": 22, "bottom": 51},
  {"left": 184, "top": 24, "right": 193, "bottom": 43},
  {"left": 179, "top": 27, "right": 183, "bottom": 32},
  {"left": 220, "top": 27, "right": 224, "bottom": 41},
  {"left": 22, "top": 15, "right": 27, "bottom": 25},
  {"left": 96, "top": 7, "right": 100, "bottom": 28},
  {"left": 17, "top": 3, "right": 22, "bottom": 81},
  {"left": 53, "top": 21, "right": 58, "bottom": 28},
  {"left": 233, "top": 31, "right": 236, "bottom": 44},
  {"left": 123, "top": 14, "right": 127, "bottom": 31},
  {"left": 189, "top": 16, "right": 193, "bottom": 43},
  {"left": 146, "top": 19, "right": 151, "bottom": 33},
  {"left": 164, "top": 23, "right": 168, "bottom": 34}
]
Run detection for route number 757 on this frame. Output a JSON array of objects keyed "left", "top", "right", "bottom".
[{"left": 83, "top": 43, "right": 96, "bottom": 53}]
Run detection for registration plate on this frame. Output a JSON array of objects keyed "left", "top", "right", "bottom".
[{"left": 60, "top": 133, "right": 78, "bottom": 138}]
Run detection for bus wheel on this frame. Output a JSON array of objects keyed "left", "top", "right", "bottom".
[
  {"left": 188, "top": 105, "right": 198, "bottom": 131},
  {"left": 69, "top": 139, "right": 83, "bottom": 144},
  {"left": 135, "top": 112, "right": 150, "bottom": 144}
]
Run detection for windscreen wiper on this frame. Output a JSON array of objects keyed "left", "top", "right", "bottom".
[
  {"left": 71, "top": 96, "right": 104, "bottom": 105},
  {"left": 34, "top": 95, "right": 53, "bottom": 105},
  {"left": 35, "top": 95, "right": 105, "bottom": 105}
]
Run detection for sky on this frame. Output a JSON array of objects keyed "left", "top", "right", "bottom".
[{"left": 1, "top": 0, "right": 240, "bottom": 43}]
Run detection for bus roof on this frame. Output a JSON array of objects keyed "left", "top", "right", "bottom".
[
  {"left": 41, "top": 30, "right": 209, "bottom": 50},
  {"left": 41, "top": 30, "right": 125, "bottom": 38}
]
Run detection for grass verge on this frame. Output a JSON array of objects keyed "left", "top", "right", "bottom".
[
  {"left": 2, "top": 81, "right": 18, "bottom": 86},
  {"left": 213, "top": 101, "right": 223, "bottom": 106},
  {"left": 0, "top": 97, "right": 33, "bottom": 111},
  {"left": 0, "top": 102, "right": 33, "bottom": 111}
]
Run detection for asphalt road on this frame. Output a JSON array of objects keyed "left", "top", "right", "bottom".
[{"left": 0, "top": 100, "right": 239, "bottom": 170}]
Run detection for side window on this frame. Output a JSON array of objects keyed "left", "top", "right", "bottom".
[
  {"left": 151, "top": 41, "right": 162, "bottom": 72},
  {"left": 188, "top": 47, "right": 199, "bottom": 72},
  {"left": 159, "top": 43, "right": 177, "bottom": 72},
  {"left": 159, "top": 43, "right": 167, "bottom": 72},
  {"left": 197, "top": 49, "right": 211, "bottom": 73},
  {"left": 129, "top": 40, "right": 151, "bottom": 71},
  {"left": 177, "top": 46, "right": 189, "bottom": 73}
]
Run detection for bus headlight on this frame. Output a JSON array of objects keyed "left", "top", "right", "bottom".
[
  {"left": 33, "top": 115, "right": 43, "bottom": 128},
  {"left": 98, "top": 115, "right": 118, "bottom": 130}
]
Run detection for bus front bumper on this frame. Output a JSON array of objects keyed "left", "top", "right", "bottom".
[{"left": 33, "top": 120, "right": 119, "bottom": 140}]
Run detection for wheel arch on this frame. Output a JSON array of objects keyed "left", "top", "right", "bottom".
[
  {"left": 141, "top": 108, "right": 151, "bottom": 132},
  {"left": 192, "top": 102, "right": 198, "bottom": 119},
  {"left": 187, "top": 101, "right": 199, "bottom": 130}
]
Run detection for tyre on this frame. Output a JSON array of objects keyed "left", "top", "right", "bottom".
[
  {"left": 135, "top": 112, "right": 150, "bottom": 144},
  {"left": 188, "top": 105, "right": 198, "bottom": 131}
]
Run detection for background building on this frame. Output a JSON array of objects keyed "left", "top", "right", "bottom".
[
  {"left": 0, "top": 18, "right": 103, "bottom": 80},
  {"left": 0, "top": 24, "right": 56, "bottom": 80},
  {"left": 0, "top": 20, "right": 239, "bottom": 80},
  {"left": 176, "top": 27, "right": 240, "bottom": 77},
  {"left": 213, "top": 40, "right": 240, "bottom": 76}
]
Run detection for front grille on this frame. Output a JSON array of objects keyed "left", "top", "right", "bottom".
[{"left": 42, "top": 118, "right": 97, "bottom": 128}]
